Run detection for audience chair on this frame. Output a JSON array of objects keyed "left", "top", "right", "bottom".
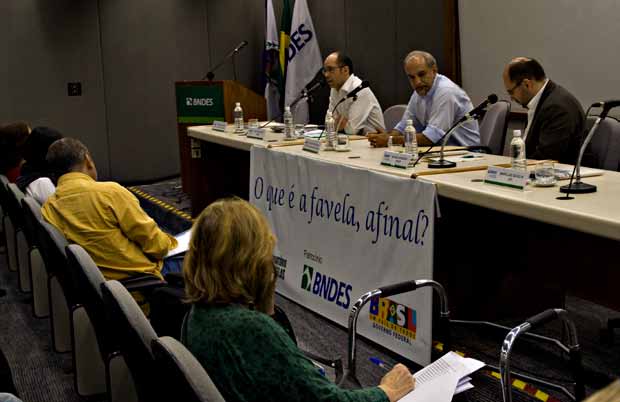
[
  {"left": 65, "top": 245, "right": 138, "bottom": 402},
  {"left": 151, "top": 336, "right": 225, "bottom": 402},
  {"left": 0, "top": 178, "right": 18, "bottom": 274},
  {"left": 585, "top": 116, "right": 620, "bottom": 171},
  {"left": 101, "top": 280, "right": 159, "bottom": 402},
  {"left": 6, "top": 184, "right": 30, "bottom": 292},
  {"left": 21, "top": 198, "right": 49, "bottom": 318},
  {"left": 479, "top": 100, "right": 510, "bottom": 155},
  {"left": 0, "top": 175, "right": 8, "bottom": 255},
  {"left": 383, "top": 104, "right": 407, "bottom": 131},
  {"left": 38, "top": 221, "right": 72, "bottom": 353}
]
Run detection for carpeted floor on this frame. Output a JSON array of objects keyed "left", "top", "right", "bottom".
[{"left": 0, "top": 177, "right": 617, "bottom": 402}]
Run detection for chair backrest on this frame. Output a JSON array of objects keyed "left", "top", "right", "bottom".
[
  {"left": 151, "top": 336, "right": 226, "bottom": 402},
  {"left": 65, "top": 244, "right": 110, "bottom": 354},
  {"left": 101, "top": 280, "right": 158, "bottom": 402},
  {"left": 20, "top": 197, "right": 41, "bottom": 248},
  {"left": 0, "top": 174, "right": 9, "bottom": 215},
  {"left": 479, "top": 100, "right": 511, "bottom": 155},
  {"left": 38, "top": 221, "right": 75, "bottom": 302},
  {"left": 585, "top": 116, "right": 620, "bottom": 171},
  {"left": 383, "top": 104, "right": 407, "bottom": 131},
  {"left": 6, "top": 183, "right": 25, "bottom": 230}
]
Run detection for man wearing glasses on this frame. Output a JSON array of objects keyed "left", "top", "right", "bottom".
[
  {"left": 368, "top": 50, "right": 479, "bottom": 147},
  {"left": 502, "top": 57, "right": 584, "bottom": 164},
  {"left": 323, "top": 51, "right": 385, "bottom": 134}
]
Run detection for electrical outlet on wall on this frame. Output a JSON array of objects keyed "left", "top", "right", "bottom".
[{"left": 68, "top": 82, "right": 82, "bottom": 96}]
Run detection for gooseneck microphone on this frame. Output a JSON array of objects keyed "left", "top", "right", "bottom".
[
  {"left": 345, "top": 81, "right": 370, "bottom": 100},
  {"left": 202, "top": 40, "right": 249, "bottom": 81},
  {"left": 559, "top": 100, "right": 620, "bottom": 196},
  {"left": 427, "top": 94, "right": 498, "bottom": 169}
]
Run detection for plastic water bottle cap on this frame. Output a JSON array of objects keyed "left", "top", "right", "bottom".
[
  {"left": 513, "top": 129, "right": 522, "bottom": 137},
  {"left": 326, "top": 111, "right": 332, "bottom": 118},
  {"left": 406, "top": 119, "right": 413, "bottom": 126},
  {"left": 285, "top": 106, "right": 291, "bottom": 112},
  {"left": 235, "top": 102, "right": 240, "bottom": 107}
]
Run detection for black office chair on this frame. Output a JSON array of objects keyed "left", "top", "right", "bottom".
[
  {"left": 101, "top": 280, "right": 159, "bottom": 402},
  {"left": 151, "top": 336, "right": 226, "bottom": 402}
]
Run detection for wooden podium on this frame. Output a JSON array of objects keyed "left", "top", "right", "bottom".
[{"left": 175, "top": 80, "right": 266, "bottom": 194}]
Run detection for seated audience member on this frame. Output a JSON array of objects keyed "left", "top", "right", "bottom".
[
  {"left": 368, "top": 50, "right": 479, "bottom": 147},
  {"left": 41, "top": 138, "right": 179, "bottom": 280},
  {"left": 502, "top": 57, "right": 584, "bottom": 164},
  {"left": 0, "top": 122, "right": 31, "bottom": 182},
  {"left": 183, "top": 198, "right": 415, "bottom": 402},
  {"left": 16, "top": 127, "right": 63, "bottom": 204},
  {"left": 324, "top": 51, "right": 386, "bottom": 134}
]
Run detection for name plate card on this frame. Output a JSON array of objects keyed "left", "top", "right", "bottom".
[
  {"left": 484, "top": 166, "right": 528, "bottom": 190},
  {"left": 381, "top": 150, "right": 413, "bottom": 169},
  {"left": 303, "top": 138, "right": 321, "bottom": 154},
  {"left": 212, "top": 121, "right": 227, "bottom": 132},
  {"left": 246, "top": 128, "right": 265, "bottom": 140}
]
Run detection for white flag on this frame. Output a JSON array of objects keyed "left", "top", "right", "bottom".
[
  {"left": 264, "top": 0, "right": 280, "bottom": 119},
  {"left": 284, "top": 0, "right": 322, "bottom": 124}
]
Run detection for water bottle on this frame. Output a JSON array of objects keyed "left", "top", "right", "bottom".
[
  {"left": 404, "top": 119, "right": 418, "bottom": 160},
  {"left": 234, "top": 102, "right": 244, "bottom": 132},
  {"left": 283, "top": 106, "right": 295, "bottom": 139},
  {"left": 325, "top": 111, "right": 336, "bottom": 150},
  {"left": 510, "top": 129, "right": 527, "bottom": 171}
]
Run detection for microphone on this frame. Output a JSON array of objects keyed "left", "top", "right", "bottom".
[
  {"left": 233, "top": 40, "right": 248, "bottom": 53},
  {"left": 202, "top": 40, "right": 249, "bottom": 81},
  {"left": 427, "top": 94, "right": 497, "bottom": 169},
  {"left": 346, "top": 81, "right": 370, "bottom": 100},
  {"left": 559, "top": 100, "right": 620, "bottom": 195},
  {"left": 303, "top": 70, "right": 327, "bottom": 95},
  {"left": 459, "top": 94, "right": 498, "bottom": 122}
]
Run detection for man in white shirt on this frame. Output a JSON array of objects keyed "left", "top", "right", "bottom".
[{"left": 323, "top": 51, "right": 385, "bottom": 135}]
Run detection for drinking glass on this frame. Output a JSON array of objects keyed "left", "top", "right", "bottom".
[{"left": 534, "top": 161, "right": 556, "bottom": 185}]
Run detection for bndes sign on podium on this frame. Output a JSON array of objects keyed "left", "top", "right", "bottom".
[{"left": 250, "top": 147, "right": 436, "bottom": 365}]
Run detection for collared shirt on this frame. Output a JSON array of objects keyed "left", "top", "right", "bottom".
[
  {"left": 25, "top": 177, "right": 55, "bottom": 205},
  {"left": 394, "top": 74, "right": 480, "bottom": 146},
  {"left": 328, "top": 74, "right": 386, "bottom": 135},
  {"left": 41, "top": 172, "right": 177, "bottom": 280},
  {"left": 524, "top": 79, "right": 550, "bottom": 141}
]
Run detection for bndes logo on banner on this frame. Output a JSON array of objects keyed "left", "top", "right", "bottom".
[
  {"left": 369, "top": 296, "right": 417, "bottom": 345},
  {"left": 185, "top": 97, "right": 214, "bottom": 107},
  {"left": 301, "top": 265, "right": 352, "bottom": 309}
]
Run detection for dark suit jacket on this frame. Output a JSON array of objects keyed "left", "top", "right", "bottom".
[{"left": 525, "top": 80, "right": 584, "bottom": 164}]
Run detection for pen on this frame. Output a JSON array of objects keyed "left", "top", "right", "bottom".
[{"left": 369, "top": 357, "right": 393, "bottom": 371}]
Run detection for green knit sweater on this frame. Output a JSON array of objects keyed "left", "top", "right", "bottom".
[{"left": 183, "top": 304, "right": 389, "bottom": 402}]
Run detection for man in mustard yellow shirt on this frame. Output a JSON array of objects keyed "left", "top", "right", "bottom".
[{"left": 41, "top": 138, "right": 178, "bottom": 280}]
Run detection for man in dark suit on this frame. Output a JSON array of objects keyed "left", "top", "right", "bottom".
[{"left": 502, "top": 57, "right": 584, "bottom": 164}]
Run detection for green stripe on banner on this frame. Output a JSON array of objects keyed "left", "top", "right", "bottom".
[
  {"left": 178, "top": 116, "right": 224, "bottom": 124},
  {"left": 484, "top": 180, "right": 523, "bottom": 189}
]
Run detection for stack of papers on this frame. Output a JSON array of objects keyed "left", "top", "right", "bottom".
[
  {"left": 165, "top": 229, "right": 192, "bottom": 258},
  {"left": 401, "top": 351, "right": 485, "bottom": 402}
]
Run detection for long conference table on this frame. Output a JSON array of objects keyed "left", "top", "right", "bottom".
[{"left": 187, "top": 124, "right": 620, "bottom": 318}]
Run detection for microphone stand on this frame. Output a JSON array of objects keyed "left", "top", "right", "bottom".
[
  {"left": 427, "top": 117, "right": 474, "bottom": 168},
  {"left": 259, "top": 86, "right": 319, "bottom": 129},
  {"left": 202, "top": 45, "right": 245, "bottom": 81},
  {"left": 559, "top": 113, "right": 602, "bottom": 195}
]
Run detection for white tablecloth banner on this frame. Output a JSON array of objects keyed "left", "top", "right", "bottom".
[{"left": 250, "top": 147, "right": 436, "bottom": 365}]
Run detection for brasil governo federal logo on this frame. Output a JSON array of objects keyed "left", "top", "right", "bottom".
[{"left": 301, "top": 265, "right": 314, "bottom": 291}]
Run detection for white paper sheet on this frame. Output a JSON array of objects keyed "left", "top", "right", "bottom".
[{"left": 165, "top": 229, "right": 192, "bottom": 258}]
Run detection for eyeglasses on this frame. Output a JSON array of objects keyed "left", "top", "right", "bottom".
[
  {"left": 322, "top": 65, "right": 344, "bottom": 74},
  {"left": 506, "top": 79, "right": 524, "bottom": 96}
]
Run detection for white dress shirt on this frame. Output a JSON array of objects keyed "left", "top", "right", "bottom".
[
  {"left": 328, "top": 74, "right": 385, "bottom": 135},
  {"left": 25, "top": 177, "right": 55, "bottom": 205},
  {"left": 523, "top": 79, "right": 549, "bottom": 141}
]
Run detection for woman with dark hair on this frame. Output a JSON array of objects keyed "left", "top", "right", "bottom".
[
  {"left": 0, "top": 122, "right": 31, "bottom": 182},
  {"left": 16, "top": 127, "right": 63, "bottom": 204},
  {"left": 183, "top": 198, "right": 415, "bottom": 402}
]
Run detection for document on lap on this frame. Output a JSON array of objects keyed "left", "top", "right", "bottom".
[
  {"left": 166, "top": 229, "right": 192, "bottom": 258},
  {"left": 400, "top": 351, "right": 485, "bottom": 402}
]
